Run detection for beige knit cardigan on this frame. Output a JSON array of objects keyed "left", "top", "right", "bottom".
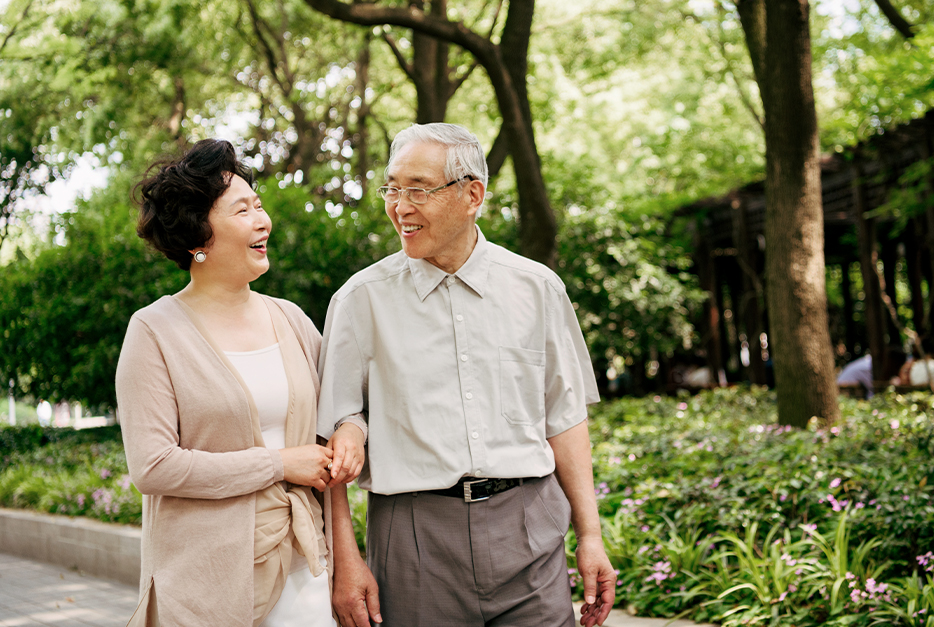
[{"left": 116, "top": 294, "right": 331, "bottom": 626}]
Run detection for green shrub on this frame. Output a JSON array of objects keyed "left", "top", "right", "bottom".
[
  {"left": 0, "top": 425, "right": 139, "bottom": 525},
  {"left": 570, "top": 387, "right": 934, "bottom": 625}
]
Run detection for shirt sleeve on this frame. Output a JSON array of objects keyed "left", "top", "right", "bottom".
[
  {"left": 116, "top": 316, "right": 284, "bottom": 499},
  {"left": 317, "top": 297, "right": 369, "bottom": 440},
  {"left": 543, "top": 282, "right": 600, "bottom": 438}
]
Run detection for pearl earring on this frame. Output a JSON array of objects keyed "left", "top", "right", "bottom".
[{"left": 194, "top": 251, "right": 207, "bottom": 263}]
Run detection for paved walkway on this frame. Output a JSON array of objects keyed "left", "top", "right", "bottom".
[
  {"left": 0, "top": 552, "right": 710, "bottom": 627},
  {"left": 0, "top": 553, "right": 137, "bottom": 626}
]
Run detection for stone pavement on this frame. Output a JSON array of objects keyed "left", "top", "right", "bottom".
[
  {"left": 0, "top": 553, "right": 137, "bottom": 626},
  {"left": 0, "top": 552, "right": 711, "bottom": 627}
]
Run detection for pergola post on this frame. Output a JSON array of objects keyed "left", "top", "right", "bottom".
[
  {"left": 695, "top": 229, "right": 725, "bottom": 386},
  {"left": 905, "top": 219, "right": 926, "bottom": 339},
  {"left": 733, "top": 196, "right": 767, "bottom": 384},
  {"left": 853, "top": 161, "right": 887, "bottom": 382},
  {"left": 841, "top": 261, "right": 856, "bottom": 355}
]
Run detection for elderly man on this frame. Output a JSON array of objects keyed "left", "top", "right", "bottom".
[{"left": 319, "top": 123, "right": 615, "bottom": 627}]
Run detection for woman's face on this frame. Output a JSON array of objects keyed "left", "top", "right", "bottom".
[{"left": 200, "top": 174, "right": 272, "bottom": 284}]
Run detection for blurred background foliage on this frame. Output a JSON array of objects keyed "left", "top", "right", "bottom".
[{"left": 1, "top": 0, "right": 933, "bottom": 408}]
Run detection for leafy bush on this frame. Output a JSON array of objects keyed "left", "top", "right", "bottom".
[
  {"left": 0, "top": 425, "right": 139, "bottom": 525},
  {"left": 570, "top": 387, "right": 934, "bottom": 625}
]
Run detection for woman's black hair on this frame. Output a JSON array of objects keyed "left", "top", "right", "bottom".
[{"left": 134, "top": 139, "right": 255, "bottom": 270}]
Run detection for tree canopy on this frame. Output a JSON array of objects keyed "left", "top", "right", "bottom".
[{"left": 1, "top": 0, "right": 932, "bottom": 408}]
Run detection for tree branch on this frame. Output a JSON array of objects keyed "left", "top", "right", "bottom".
[
  {"left": 0, "top": 0, "right": 35, "bottom": 56},
  {"left": 301, "top": 0, "right": 497, "bottom": 66},
  {"left": 244, "top": 0, "right": 290, "bottom": 94},
  {"left": 713, "top": 2, "right": 763, "bottom": 130},
  {"left": 381, "top": 32, "right": 417, "bottom": 83},
  {"left": 485, "top": 123, "right": 509, "bottom": 178},
  {"left": 449, "top": 60, "right": 478, "bottom": 96},
  {"left": 872, "top": 0, "right": 915, "bottom": 39}
]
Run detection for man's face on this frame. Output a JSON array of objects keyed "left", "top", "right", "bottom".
[{"left": 384, "top": 141, "right": 481, "bottom": 273}]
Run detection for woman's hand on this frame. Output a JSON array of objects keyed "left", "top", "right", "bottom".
[
  {"left": 279, "top": 444, "right": 334, "bottom": 491},
  {"left": 326, "top": 423, "right": 366, "bottom": 487}
]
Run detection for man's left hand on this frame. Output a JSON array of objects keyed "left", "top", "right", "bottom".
[
  {"left": 326, "top": 422, "right": 366, "bottom": 486},
  {"left": 576, "top": 535, "right": 616, "bottom": 627}
]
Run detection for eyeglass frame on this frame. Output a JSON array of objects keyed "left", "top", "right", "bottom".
[{"left": 377, "top": 175, "right": 475, "bottom": 205}]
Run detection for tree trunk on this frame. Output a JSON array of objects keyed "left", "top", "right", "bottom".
[
  {"left": 411, "top": 0, "right": 451, "bottom": 123},
  {"left": 758, "top": 0, "right": 840, "bottom": 427},
  {"left": 354, "top": 35, "right": 372, "bottom": 197}
]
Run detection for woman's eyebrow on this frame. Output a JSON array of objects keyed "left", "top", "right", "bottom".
[{"left": 226, "top": 194, "right": 256, "bottom": 209}]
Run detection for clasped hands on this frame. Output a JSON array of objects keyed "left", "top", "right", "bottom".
[{"left": 279, "top": 422, "right": 366, "bottom": 491}]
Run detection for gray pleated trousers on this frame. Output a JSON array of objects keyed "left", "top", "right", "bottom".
[{"left": 366, "top": 474, "right": 575, "bottom": 627}]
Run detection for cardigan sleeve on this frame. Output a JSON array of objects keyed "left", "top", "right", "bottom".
[{"left": 116, "top": 315, "right": 285, "bottom": 499}]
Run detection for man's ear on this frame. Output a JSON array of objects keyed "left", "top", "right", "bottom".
[{"left": 465, "top": 179, "right": 486, "bottom": 213}]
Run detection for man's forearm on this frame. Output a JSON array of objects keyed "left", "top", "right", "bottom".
[
  {"left": 330, "top": 483, "right": 364, "bottom": 563},
  {"left": 548, "top": 420, "right": 602, "bottom": 539}
]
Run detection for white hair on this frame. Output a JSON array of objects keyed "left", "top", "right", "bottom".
[{"left": 387, "top": 123, "right": 489, "bottom": 189}]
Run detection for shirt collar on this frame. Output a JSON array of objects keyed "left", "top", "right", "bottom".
[{"left": 407, "top": 226, "right": 491, "bottom": 301}]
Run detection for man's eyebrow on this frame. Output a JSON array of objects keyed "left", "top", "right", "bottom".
[{"left": 386, "top": 174, "right": 434, "bottom": 186}]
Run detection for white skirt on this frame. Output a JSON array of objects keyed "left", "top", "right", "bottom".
[{"left": 260, "top": 560, "right": 337, "bottom": 627}]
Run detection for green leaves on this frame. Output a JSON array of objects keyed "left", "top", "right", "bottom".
[{"left": 587, "top": 387, "right": 934, "bottom": 623}]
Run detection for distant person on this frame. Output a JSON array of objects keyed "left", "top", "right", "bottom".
[
  {"left": 836, "top": 354, "right": 873, "bottom": 396},
  {"left": 116, "top": 139, "right": 363, "bottom": 626},
  {"left": 837, "top": 348, "right": 907, "bottom": 397},
  {"left": 36, "top": 400, "right": 52, "bottom": 427}
]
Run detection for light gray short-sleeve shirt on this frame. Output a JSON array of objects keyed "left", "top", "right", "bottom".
[{"left": 317, "top": 228, "right": 599, "bottom": 495}]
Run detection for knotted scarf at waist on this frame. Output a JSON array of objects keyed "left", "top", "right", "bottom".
[{"left": 252, "top": 481, "right": 327, "bottom": 626}]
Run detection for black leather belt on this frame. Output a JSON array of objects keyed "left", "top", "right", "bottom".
[{"left": 422, "top": 477, "right": 526, "bottom": 503}]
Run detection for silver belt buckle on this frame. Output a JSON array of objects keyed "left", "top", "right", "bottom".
[{"left": 463, "top": 478, "right": 491, "bottom": 503}]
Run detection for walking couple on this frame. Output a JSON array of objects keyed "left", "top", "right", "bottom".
[{"left": 117, "top": 123, "right": 616, "bottom": 627}]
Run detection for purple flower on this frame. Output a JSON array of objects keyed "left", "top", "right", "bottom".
[
  {"left": 644, "top": 561, "right": 673, "bottom": 586},
  {"left": 830, "top": 478, "right": 841, "bottom": 489},
  {"left": 99, "top": 468, "right": 112, "bottom": 480},
  {"left": 76, "top": 494, "right": 85, "bottom": 507}
]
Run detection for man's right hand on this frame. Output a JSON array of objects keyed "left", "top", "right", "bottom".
[{"left": 333, "top": 556, "right": 382, "bottom": 626}]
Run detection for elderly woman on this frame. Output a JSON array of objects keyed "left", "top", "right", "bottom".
[{"left": 116, "top": 139, "right": 365, "bottom": 626}]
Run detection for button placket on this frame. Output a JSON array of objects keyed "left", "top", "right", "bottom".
[{"left": 447, "top": 278, "right": 486, "bottom": 474}]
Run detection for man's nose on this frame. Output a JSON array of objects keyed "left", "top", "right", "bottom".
[{"left": 394, "top": 195, "right": 418, "bottom": 216}]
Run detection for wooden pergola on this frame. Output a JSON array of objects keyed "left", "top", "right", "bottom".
[{"left": 678, "top": 109, "right": 934, "bottom": 386}]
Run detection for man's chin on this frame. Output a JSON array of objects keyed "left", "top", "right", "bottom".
[{"left": 399, "top": 242, "right": 423, "bottom": 260}]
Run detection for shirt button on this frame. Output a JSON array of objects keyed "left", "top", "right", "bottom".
[
  {"left": 465, "top": 392, "right": 473, "bottom": 400},
  {"left": 456, "top": 314, "right": 464, "bottom": 322},
  {"left": 475, "top": 469, "right": 483, "bottom": 476},
  {"left": 446, "top": 277, "right": 455, "bottom": 286},
  {"left": 461, "top": 354, "right": 468, "bottom": 362},
  {"left": 471, "top": 431, "right": 479, "bottom": 439}
]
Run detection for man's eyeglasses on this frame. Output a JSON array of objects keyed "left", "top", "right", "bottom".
[{"left": 377, "top": 176, "right": 473, "bottom": 205}]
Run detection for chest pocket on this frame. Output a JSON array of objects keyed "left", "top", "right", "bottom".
[{"left": 499, "top": 346, "right": 546, "bottom": 425}]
